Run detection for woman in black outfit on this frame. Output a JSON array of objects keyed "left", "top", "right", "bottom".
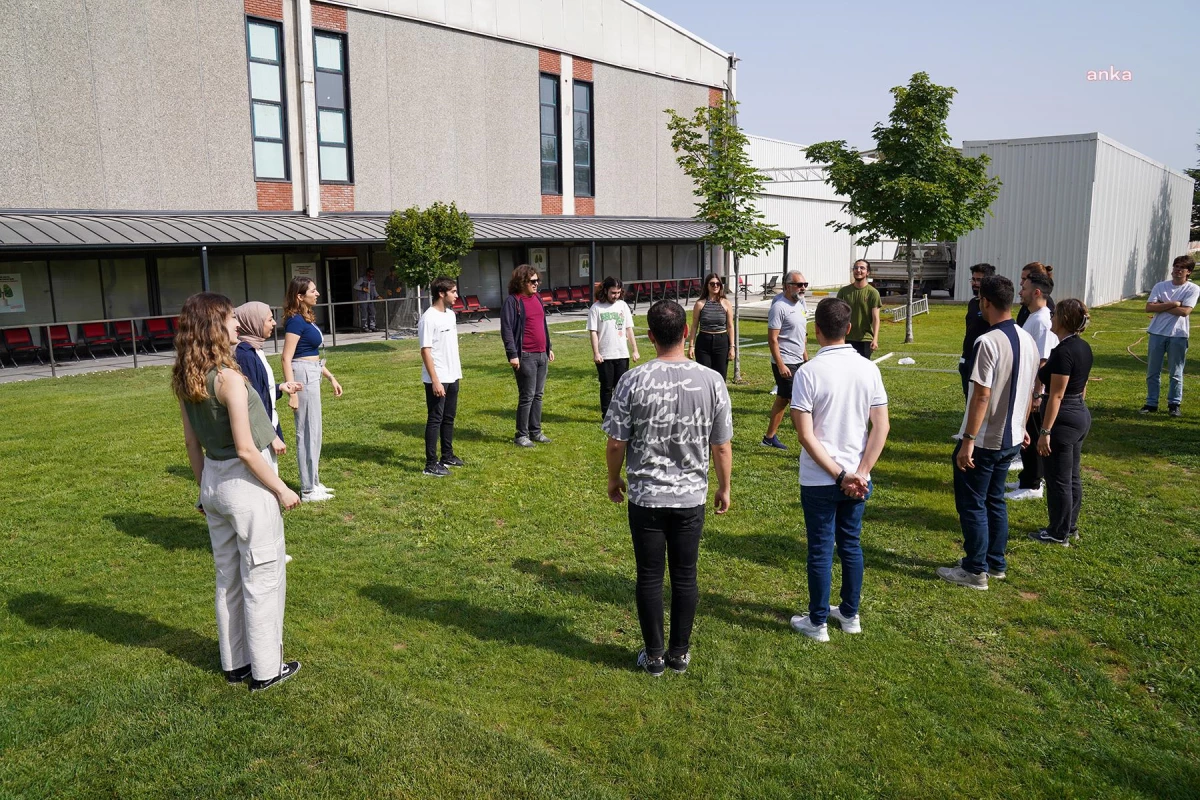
[
  {"left": 1030, "top": 298, "right": 1093, "bottom": 546},
  {"left": 686, "top": 273, "right": 736, "bottom": 381}
]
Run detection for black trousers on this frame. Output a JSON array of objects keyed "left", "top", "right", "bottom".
[
  {"left": 694, "top": 331, "right": 730, "bottom": 381},
  {"left": 596, "top": 358, "right": 629, "bottom": 417},
  {"left": 1040, "top": 396, "right": 1091, "bottom": 541},
  {"left": 1017, "top": 406, "right": 1044, "bottom": 489},
  {"left": 848, "top": 340, "right": 873, "bottom": 359},
  {"left": 628, "top": 503, "right": 704, "bottom": 659},
  {"left": 423, "top": 380, "right": 459, "bottom": 465},
  {"left": 959, "top": 361, "right": 970, "bottom": 398}
]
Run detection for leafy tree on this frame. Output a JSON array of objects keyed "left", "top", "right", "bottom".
[
  {"left": 666, "top": 98, "right": 782, "bottom": 380},
  {"left": 1185, "top": 131, "right": 1200, "bottom": 241},
  {"left": 806, "top": 72, "right": 1001, "bottom": 342},
  {"left": 384, "top": 201, "right": 475, "bottom": 306}
]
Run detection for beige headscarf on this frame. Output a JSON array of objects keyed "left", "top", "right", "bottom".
[{"left": 234, "top": 301, "right": 272, "bottom": 350}]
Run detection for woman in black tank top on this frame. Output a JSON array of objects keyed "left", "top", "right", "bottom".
[{"left": 687, "top": 273, "right": 735, "bottom": 381}]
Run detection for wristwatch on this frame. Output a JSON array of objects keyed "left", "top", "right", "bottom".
[
  {"left": 835, "top": 469, "right": 846, "bottom": 487},
  {"left": 962, "top": 432, "right": 977, "bottom": 441},
  {"left": 1039, "top": 428, "right": 1052, "bottom": 436}
]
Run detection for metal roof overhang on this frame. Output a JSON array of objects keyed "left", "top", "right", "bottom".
[{"left": 0, "top": 211, "right": 712, "bottom": 253}]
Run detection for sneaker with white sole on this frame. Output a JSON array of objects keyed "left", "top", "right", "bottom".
[
  {"left": 959, "top": 558, "right": 1004, "bottom": 580},
  {"left": 937, "top": 565, "right": 989, "bottom": 590},
  {"left": 665, "top": 651, "right": 691, "bottom": 674},
  {"left": 1005, "top": 485, "right": 1044, "bottom": 501},
  {"left": 1005, "top": 481, "right": 1020, "bottom": 490},
  {"left": 301, "top": 489, "right": 331, "bottom": 503},
  {"left": 249, "top": 660, "right": 301, "bottom": 692},
  {"left": 828, "top": 605, "right": 861, "bottom": 634},
  {"left": 316, "top": 483, "right": 335, "bottom": 496},
  {"left": 636, "top": 648, "right": 666, "bottom": 677},
  {"left": 1028, "top": 528, "right": 1070, "bottom": 547},
  {"left": 790, "top": 614, "right": 830, "bottom": 642},
  {"left": 761, "top": 435, "right": 788, "bottom": 450}
]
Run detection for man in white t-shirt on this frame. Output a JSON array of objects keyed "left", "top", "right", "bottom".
[
  {"left": 587, "top": 278, "right": 640, "bottom": 417},
  {"left": 788, "top": 298, "right": 889, "bottom": 642},
  {"left": 762, "top": 271, "right": 809, "bottom": 450},
  {"left": 1141, "top": 254, "right": 1198, "bottom": 417},
  {"left": 418, "top": 276, "right": 464, "bottom": 477},
  {"left": 1008, "top": 271, "right": 1058, "bottom": 501}
]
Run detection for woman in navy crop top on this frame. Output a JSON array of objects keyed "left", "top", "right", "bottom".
[{"left": 281, "top": 277, "right": 343, "bottom": 501}]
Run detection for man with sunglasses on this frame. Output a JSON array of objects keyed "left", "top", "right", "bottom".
[
  {"left": 762, "top": 271, "right": 810, "bottom": 450},
  {"left": 836, "top": 259, "right": 882, "bottom": 359}
]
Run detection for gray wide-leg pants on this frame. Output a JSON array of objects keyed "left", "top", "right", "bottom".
[{"left": 293, "top": 359, "right": 323, "bottom": 493}]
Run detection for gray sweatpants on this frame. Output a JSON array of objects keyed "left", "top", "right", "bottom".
[
  {"left": 293, "top": 359, "right": 323, "bottom": 493},
  {"left": 201, "top": 454, "right": 287, "bottom": 681}
]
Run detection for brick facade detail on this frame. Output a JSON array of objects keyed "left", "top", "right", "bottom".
[
  {"left": 320, "top": 184, "right": 355, "bottom": 212},
  {"left": 539, "top": 49, "right": 561, "bottom": 74},
  {"left": 573, "top": 58, "right": 593, "bottom": 82},
  {"left": 312, "top": 2, "right": 347, "bottom": 32},
  {"left": 541, "top": 195, "right": 563, "bottom": 215},
  {"left": 709, "top": 87, "right": 724, "bottom": 107},
  {"left": 256, "top": 182, "right": 293, "bottom": 211},
  {"left": 245, "top": 0, "right": 283, "bottom": 20},
  {"left": 574, "top": 197, "right": 594, "bottom": 216}
]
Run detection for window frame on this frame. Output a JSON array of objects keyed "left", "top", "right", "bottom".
[
  {"left": 313, "top": 28, "right": 354, "bottom": 185},
  {"left": 245, "top": 17, "right": 289, "bottom": 182},
  {"left": 572, "top": 80, "right": 594, "bottom": 198},
  {"left": 539, "top": 73, "right": 561, "bottom": 196}
]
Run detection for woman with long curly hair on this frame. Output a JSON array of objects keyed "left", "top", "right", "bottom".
[
  {"left": 500, "top": 264, "right": 554, "bottom": 447},
  {"left": 174, "top": 292, "right": 301, "bottom": 692}
]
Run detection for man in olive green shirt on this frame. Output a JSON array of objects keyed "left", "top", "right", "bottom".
[{"left": 836, "top": 259, "right": 882, "bottom": 359}]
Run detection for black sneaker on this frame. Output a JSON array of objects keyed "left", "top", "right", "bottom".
[
  {"left": 224, "top": 664, "right": 252, "bottom": 684},
  {"left": 1139, "top": 405, "right": 1158, "bottom": 414},
  {"left": 423, "top": 462, "right": 450, "bottom": 477},
  {"left": 249, "top": 661, "right": 301, "bottom": 693},
  {"left": 440, "top": 454, "right": 465, "bottom": 468},
  {"left": 636, "top": 648, "right": 666, "bottom": 677},
  {"left": 1028, "top": 528, "right": 1069, "bottom": 547},
  {"left": 665, "top": 651, "right": 691, "bottom": 674},
  {"left": 1169, "top": 405, "right": 1181, "bottom": 418}
]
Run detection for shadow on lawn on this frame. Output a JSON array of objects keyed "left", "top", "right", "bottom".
[
  {"left": 703, "top": 532, "right": 943, "bottom": 581},
  {"left": 7, "top": 593, "right": 220, "bottom": 675},
  {"left": 476, "top": 408, "right": 588, "bottom": 425},
  {"left": 107, "top": 512, "right": 210, "bottom": 551},
  {"left": 379, "top": 421, "right": 490, "bottom": 442},
  {"left": 321, "top": 442, "right": 400, "bottom": 463},
  {"left": 359, "top": 584, "right": 630, "bottom": 669},
  {"left": 165, "top": 464, "right": 194, "bottom": 480}
]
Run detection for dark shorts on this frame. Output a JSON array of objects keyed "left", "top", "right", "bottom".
[{"left": 771, "top": 361, "right": 803, "bottom": 400}]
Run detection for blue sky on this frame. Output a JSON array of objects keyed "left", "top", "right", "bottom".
[{"left": 645, "top": 0, "right": 1198, "bottom": 171}]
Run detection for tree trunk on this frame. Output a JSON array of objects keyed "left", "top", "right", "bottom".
[
  {"left": 904, "top": 235, "right": 915, "bottom": 344},
  {"left": 733, "top": 252, "right": 742, "bottom": 383}
]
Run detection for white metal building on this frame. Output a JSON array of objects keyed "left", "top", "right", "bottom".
[{"left": 955, "top": 133, "right": 1194, "bottom": 307}]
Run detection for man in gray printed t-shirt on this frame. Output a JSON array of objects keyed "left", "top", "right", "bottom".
[{"left": 603, "top": 299, "right": 732, "bottom": 677}]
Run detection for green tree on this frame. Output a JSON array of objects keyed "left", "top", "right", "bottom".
[
  {"left": 1185, "top": 130, "right": 1199, "bottom": 241},
  {"left": 806, "top": 72, "right": 1001, "bottom": 343},
  {"left": 666, "top": 98, "right": 782, "bottom": 380},
  {"left": 384, "top": 201, "right": 475, "bottom": 307}
]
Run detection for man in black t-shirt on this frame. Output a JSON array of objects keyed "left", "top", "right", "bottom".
[{"left": 959, "top": 263, "right": 995, "bottom": 397}]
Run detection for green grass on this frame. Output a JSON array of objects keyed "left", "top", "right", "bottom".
[{"left": 1, "top": 300, "right": 1198, "bottom": 798}]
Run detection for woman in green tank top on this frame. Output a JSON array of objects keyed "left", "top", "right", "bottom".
[{"left": 172, "top": 292, "right": 302, "bottom": 693}]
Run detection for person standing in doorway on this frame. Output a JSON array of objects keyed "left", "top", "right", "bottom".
[
  {"left": 959, "top": 263, "right": 996, "bottom": 398},
  {"left": 500, "top": 264, "right": 554, "bottom": 447},
  {"left": 588, "top": 276, "right": 640, "bottom": 418},
  {"left": 1141, "top": 254, "right": 1197, "bottom": 417},
  {"left": 687, "top": 273, "right": 736, "bottom": 381},
  {"left": 1007, "top": 270, "right": 1058, "bottom": 501},
  {"left": 354, "top": 268, "right": 381, "bottom": 332},
  {"left": 419, "top": 277, "right": 464, "bottom": 477},
  {"left": 836, "top": 259, "right": 882, "bottom": 359},
  {"left": 762, "top": 271, "right": 809, "bottom": 450},
  {"left": 603, "top": 299, "right": 732, "bottom": 676}
]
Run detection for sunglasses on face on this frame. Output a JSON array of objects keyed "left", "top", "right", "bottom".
[
  {"left": 788, "top": 282, "right": 809, "bottom": 288},
  {"left": 528, "top": 278, "right": 540, "bottom": 285},
  {"left": 708, "top": 281, "right": 722, "bottom": 287}
]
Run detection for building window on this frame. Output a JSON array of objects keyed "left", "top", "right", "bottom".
[
  {"left": 539, "top": 74, "right": 560, "bottom": 195},
  {"left": 246, "top": 19, "right": 288, "bottom": 181},
  {"left": 314, "top": 31, "right": 352, "bottom": 183},
  {"left": 573, "top": 81, "right": 593, "bottom": 197}
]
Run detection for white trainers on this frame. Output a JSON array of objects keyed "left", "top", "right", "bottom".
[
  {"left": 301, "top": 488, "right": 331, "bottom": 503},
  {"left": 1005, "top": 485, "right": 1044, "bottom": 501},
  {"left": 937, "top": 565, "right": 989, "bottom": 590},
  {"left": 790, "top": 614, "right": 830, "bottom": 642},
  {"left": 828, "top": 605, "right": 861, "bottom": 634},
  {"left": 316, "top": 483, "right": 335, "bottom": 496}
]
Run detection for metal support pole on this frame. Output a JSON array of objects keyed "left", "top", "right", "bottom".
[
  {"left": 47, "top": 325, "right": 57, "bottom": 379},
  {"left": 130, "top": 318, "right": 138, "bottom": 368},
  {"left": 782, "top": 236, "right": 790, "bottom": 280},
  {"left": 588, "top": 240, "right": 596, "bottom": 303},
  {"left": 324, "top": 260, "right": 336, "bottom": 347},
  {"left": 201, "top": 246, "right": 210, "bottom": 291},
  {"left": 383, "top": 298, "right": 390, "bottom": 340}
]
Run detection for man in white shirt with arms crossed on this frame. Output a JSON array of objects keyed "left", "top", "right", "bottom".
[{"left": 1141, "top": 254, "right": 1198, "bottom": 418}]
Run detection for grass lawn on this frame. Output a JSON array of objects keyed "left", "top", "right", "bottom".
[{"left": 1, "top": 299, "right": 1198, "bottom": 798}]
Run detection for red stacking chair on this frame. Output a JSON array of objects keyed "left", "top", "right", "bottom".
[
  {"left": 47, "top": 325, "right": 80, "bottom": 361},
  {"left": 451, "top": 296, "right": 467, "bottom": 317},
  {"left": 539, "top": 290, "right": 561, "bottom": 313},
  {"left": 569, "top": 286, "right": 588, "bottom": 308},
  {"left": 80, "top": 322, "right": 118, "bottom": 359},
  {"left": 144, "top": 318, "right": 175, "bottom": 352},
  {"left": 2, "top": 327, "right": 45, "bottom": 366},
  {"left": 552, "top": 287, "right": 572, "bottom": 308},
  {"left": 464, "top": 295, "right": 490, "bottom": 322},
  {"left": 113, "top": 320, "right": 149, "bottom": 355}
]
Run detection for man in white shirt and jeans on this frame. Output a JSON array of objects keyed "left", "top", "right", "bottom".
[
  {"left": 1141, "top": 254, "right": 1198, "bottom": 418},
  {"left": 419, "top": 277, "right": 464, "bottom": 477},
  {"left": 1008, "top": 270, "right": 1058, "bottom": 501},
  {"left": 789, "top": 298, "right": 890, "bottom": 642}
]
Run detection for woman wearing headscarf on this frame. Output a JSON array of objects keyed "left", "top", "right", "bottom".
[{"left": 233, "top": 302, "right": 302, "bottom": 474}]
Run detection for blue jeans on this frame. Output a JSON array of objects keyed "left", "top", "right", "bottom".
[
  {"left": 800, "top": 482, "right": 872, "bottom": 625},
  {"left": 1145, "top": 333, "right": 1189, "bottom": 407},
  {"left": 952, "top": 442, "right": 1021, "bottom": 575}
]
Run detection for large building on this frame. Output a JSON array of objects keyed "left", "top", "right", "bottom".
[{"left": 0, "top": 0, "right": 728, "bottom": 334}]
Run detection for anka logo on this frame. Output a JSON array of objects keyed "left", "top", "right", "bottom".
[{"left": 1087, "top": 66, "right": 1133, "bottom": 81}]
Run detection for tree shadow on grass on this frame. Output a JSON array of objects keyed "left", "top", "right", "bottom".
[
  {"left": 703, "top": 532, "right": 943, "bottom": 582},
  {"left": 106, "top": 512, "right": 210, "bottom": 551},
  {"left": 321, "top": 442, "right": 400, "bottom": 463},
  {"left": 379, "top": 421, "right": 490, "bottom": 442},
  {"left": 359, "top": 584, "right": 630, "bottom": 669},
  {"left": 511, "top": 559, "right": 790, "bottom": 632},
  {"left": 6, "top": 592, "right": 220, "bottom": 675},
  {"left": 165, "top": 464, "right": 194, "bottom": 480},
  {"left": 476, "top": 408, "right": 589, "bottom": 425}
]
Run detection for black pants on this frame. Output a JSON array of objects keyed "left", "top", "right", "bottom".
[
  {"left": 596, "top": 358, "right": 629, "bottom": 417},
  {"left": 1017, "top": 406, "right": 1044, "bottom": 489},
  {"left": 694, "top": 331, "right": 730, "bottom": 381},
  {"left": 959, "top": 361, "right": 970, "bottom": 398},
  {"left": 1040, "top": 396, "right": 1090, "bottom": 541},
  {"left": 628, "top": 503, "right": 704, "bottom": 659},
  {"left": 423, "top": 380, "right": 459, "bottom": 465},
  {"left": 848, "top": 340, "right": 872, "bottom": 358}
]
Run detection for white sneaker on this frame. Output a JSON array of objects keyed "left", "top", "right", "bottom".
[
  {"left": 301, "top": 488, "right": 331, "bottom": 503},
  {"left": 316, "top": 483, "right": 335, "bottom": 496},
  {"left": 828, "top": 605, "right": 861, "bottom": 634},
  {"left": 1005, "top": 486, "right": 1044, "bottom": 501},
  {"left": 1005, "top": 481, "right": 1019, "bottom": 490},
  {"left": 936, "top": 565, "right": 989, "bottom": 590},
  {"left": 790, "top": 614, "right": 830, "bottom": 642}
]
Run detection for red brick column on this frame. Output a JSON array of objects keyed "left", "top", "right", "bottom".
[
  {"left": 321, "top": 184, "right": 355, "bottom": 212},
  {"left": 257, "top": 182, "right": 293, "bottom": 211}
]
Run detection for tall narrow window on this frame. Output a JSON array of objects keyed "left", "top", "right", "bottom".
[
  {"left": 246, "top": 19, "right": 288, "bottom": 180},
  {"left": 573, "top": 81, "right": 593, "bottom": 197},
  {"left": 539, "top": 74, "right": 560, "bottom": 195},
  {"left": 314, "top": 31, "right": 352, "bottom": 183}
]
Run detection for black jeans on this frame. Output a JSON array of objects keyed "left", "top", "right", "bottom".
[
  {"left": 514, "top": 350, "right": 548, "bottom": 438},
  {"left": 628, "top": 503, "right": 704, "bottom": 659},
  {"left": 1040, "top": 395, "right": 1091, "bottom": 540},
  {"left": 694, "top": 331, "right": 730, "bottom": 381},
  {"left": 423, "top": 380, "right": 459, "bottom": 465},
  {"left": 1017, "top": 406, "right": 1044, "bottom": 489},
  {"left": 848, "top": 340, "right": 872, "bottom": 359},
  {"left": 596, "top": 358, "right": 629, "bottom": 417}
]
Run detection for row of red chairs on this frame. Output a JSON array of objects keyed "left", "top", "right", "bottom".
[
  {"left": 449, "top": 295, "right": 491, "bottom": 323},
  {"left": 1, "top": 318, "right": 178, "bottom": 366},
  {"left": 627, "top": 279, "right": 704, "bottom": 304}
]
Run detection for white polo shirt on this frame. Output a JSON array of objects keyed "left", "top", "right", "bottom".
[{"left": 790, "top": 344, "right": 888, "bottom": 486}]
